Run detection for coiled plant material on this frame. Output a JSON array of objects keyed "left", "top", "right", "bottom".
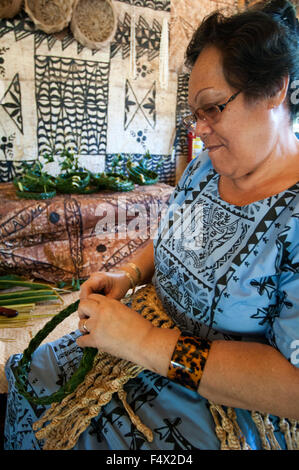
[
  {"left": 24, "top": 0, "right": 74, "bottom": 34},
  {"left": 13, "top": 299, "right": 98, "bottom": 405},
  {"left": 0, "top": 0, "right": 23, "bottom": 19},
  {"left": 70, "top": 0, "right": 117, "bottom": 50}
]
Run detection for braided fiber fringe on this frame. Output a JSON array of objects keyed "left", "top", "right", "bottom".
[
  {"left": 33, "top": 353, "right": 149, "bottom": 449},
  {"left": 32, "top": 285, "right": 178, "bottom": 450},
  {"left": 209, "top": 403, "right": 251, "bottom": 450},
  {"left": 208, "top": 401, "right": 299, "bottom": 450},
  {"left": 32, "top": 284, "right": 299, "bottom": 450}
]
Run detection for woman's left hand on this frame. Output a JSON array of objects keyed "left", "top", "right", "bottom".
[{"left": 76, "top": 294, "right": 154, "bottom": 365}]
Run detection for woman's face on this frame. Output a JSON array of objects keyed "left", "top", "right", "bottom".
[{"left": 188, "top": 46, "right": 279, "bottom": 180}]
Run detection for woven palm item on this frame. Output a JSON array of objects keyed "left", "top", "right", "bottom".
[
  {"left": 28, "top": 284, "right": 298, "bottom": 450},
  {"left": 70, "top": 0, "right": 117, "bottom": 50},
  {"left": 24, "top": 0, "right": 74, "bottom": 34},
  {"left": 0, "top": 0, "right": 23, "bottom": 19}
]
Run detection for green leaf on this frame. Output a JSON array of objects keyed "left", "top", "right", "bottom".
[
  {"left": 0, "top": 296, "right": 61, "bottom": 306},
  {"left": 0, "top": 290, "right": 58, "bottom": 300},
  {"left": 0, "top": 275, "right": 27, "bottom": 282}
]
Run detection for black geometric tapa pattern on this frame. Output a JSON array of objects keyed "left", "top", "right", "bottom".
[
  {"left": 0, "top": 159, "right": 24, "bottom": 183},
  {"left": 115, "top": 0, "right": 171, "bottom": 11},
  {"left": 173, "top": 73, "right": 190, "bottom": 170},
  {"left": 111, "top": 13, "right": 162, "bottom": 60},
  {"left": 124, "top": 79, "right": 156, "bottom": 130},
  {"left": 0, "top": 11, "right": 108, "bottom": 57},
  {"left": 0, "top": 10, "right": 176, "bottom": 185},
  {"left": 1, "top": 72, "right": 23, "bottom": 134},
  {"left": 35, "top": 55, "right": 109, "bottom": 156},
  {"left": 0, "top": 11, "right": 35, "bottom": 42},
  {"left": 34, "top": 25, "right": 102, "bottom": 57}
]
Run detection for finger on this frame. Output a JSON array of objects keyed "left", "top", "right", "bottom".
[
  {"left": 80, "top": 274, "right": 106, "bottom": 300},
  {"left": 80, "top": 282, "right": 100, "bottom": 300},
  {"left": 78, "top": 318, "right": 90, "bottom": 335},
  {"left": 105, "top": 289, "right": 122, "bottom": 300},
  {"left": 77, "top": 298, "right": 99, "bottom": 320},
  {"left": 76, "top": 333, "right": 96, "bottom": 349},
  {"left": 87, "top": 293, "right": 105, "bottom": 303}
]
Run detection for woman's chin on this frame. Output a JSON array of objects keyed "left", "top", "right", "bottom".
[{"left": 210, "top": 159, "right": 232, "bottom": 177}]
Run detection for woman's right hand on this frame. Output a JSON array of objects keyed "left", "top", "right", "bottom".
[{"left": 79, "top": 271, "right": 132, "bottom": 301}]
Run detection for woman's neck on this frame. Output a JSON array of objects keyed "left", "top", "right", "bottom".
[{"left": 219, "top": 132, "right": 299, "bottom": 206}]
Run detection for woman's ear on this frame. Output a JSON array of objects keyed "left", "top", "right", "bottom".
[{"left": 268, "top": 76, "right": 290, "bottom": 109}]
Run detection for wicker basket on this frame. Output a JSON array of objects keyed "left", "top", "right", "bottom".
[
  {"left": 71, "top": 0, "right": 117, "bottom": 50},
  {"left": 0, "top": 0, "right": 23, "bottom": 19},
  {"left": 24, "top": 0, "right": 74, "bottom": 34}
]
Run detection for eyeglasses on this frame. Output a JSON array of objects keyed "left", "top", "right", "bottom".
[{"left": 182, "top": 90, "right": 242, "bottom": 132}]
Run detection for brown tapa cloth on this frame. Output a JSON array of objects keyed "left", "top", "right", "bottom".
[{"left": 0, "top": 182, "right": 173, "bottom": 283}]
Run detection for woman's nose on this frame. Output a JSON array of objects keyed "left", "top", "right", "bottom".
[{"left": 195, "top": 119, "right": 213, "bottom": 138}]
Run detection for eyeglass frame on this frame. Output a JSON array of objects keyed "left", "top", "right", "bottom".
[{"left": 182, "top": 90, "right": 242, "bottom": 132}]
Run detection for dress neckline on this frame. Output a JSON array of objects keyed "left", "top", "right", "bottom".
[{"left": 212, "top": 172, "right": 299, "bottom": 209}]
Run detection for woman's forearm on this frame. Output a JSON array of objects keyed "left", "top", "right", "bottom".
[
  {"left": 140, "top": 327, "right": 299, "bottom": 420},
  {"left": 119, "top": 239, "right": 155, "bottom": 285},
  {"left": 199, "top": 340, "right": 299, "bottom": 419}
]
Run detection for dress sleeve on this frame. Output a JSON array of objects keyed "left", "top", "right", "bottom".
[{"left": 266, "top": 216, "right": 299, "bottom": 368}]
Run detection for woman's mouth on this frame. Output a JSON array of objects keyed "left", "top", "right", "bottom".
[{"left": 206, "top": 145, "right": 223, "bottom": 153}]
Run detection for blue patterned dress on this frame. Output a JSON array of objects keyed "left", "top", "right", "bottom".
[{"left": 4, "top": 151, "right": 299, "bottom": 450}]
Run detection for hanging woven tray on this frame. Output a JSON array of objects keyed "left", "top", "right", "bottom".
[
  {"left": 71, "top": 0, "right": 117, "bottom": 50},
  {"left": 24, "top": 0, "right": 74, "bottom": 34},
  {"left": 0, "top": 0, "right": 23, "bottom": 19}
]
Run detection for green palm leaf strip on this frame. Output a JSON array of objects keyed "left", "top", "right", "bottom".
[{"left": 12, "top": 300, "right": 97, "bottom": 405}]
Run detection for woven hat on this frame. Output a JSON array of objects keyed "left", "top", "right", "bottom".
[
  {"left": 24, "top": 0, "right": 74, "bottom": 34},
  {"left": 70, "top": 0, "right": 117, "bottom": 50},
  {"left": 0, "top": 0, "right": 23, "bottom": 19}
]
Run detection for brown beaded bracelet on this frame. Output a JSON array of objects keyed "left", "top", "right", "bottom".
[{"left": 167, "top": 331, "right": 212, "bottom": 391}]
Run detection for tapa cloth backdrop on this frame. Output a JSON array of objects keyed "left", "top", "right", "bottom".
[
  {"left": 0, "top": 0, "right": 238, "bottom": 186},
  {"left": 0, "top": 0, "right": 178, "bottom": 184}
]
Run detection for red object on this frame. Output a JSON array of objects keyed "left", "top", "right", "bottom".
[
  {"left": 0, "top": 306, "right": 18, "bottom": 317},
  {"left": 187, "top": 131, "right": 195, "bottom": 162}
]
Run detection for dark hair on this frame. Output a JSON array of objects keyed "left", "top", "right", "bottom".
[{"left": 185, "top": 0, "right": 299, "bottom": 122}]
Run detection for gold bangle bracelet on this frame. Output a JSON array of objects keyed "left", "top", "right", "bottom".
[
  {"left": 108, "top": 268, "right": 137, "bottom": 293},
  {"left": 126, "top": 262, "right": 142, "bottom": 283},
  {"left": 123, "top": 271, "right": 136, "bottom": 294},
  {"left": 121, "top": 263, "right": 141, "bottom": 287}
]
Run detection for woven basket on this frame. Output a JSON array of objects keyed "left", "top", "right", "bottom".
[
  {"left": 71, "top": 0, "right": 117, "bottom": 50},
  {"left": 0, "top": 0, "right": 23, "bottom": 19},
  {"left": 24, "top": 0, "right": 74, "bottom": 34}
]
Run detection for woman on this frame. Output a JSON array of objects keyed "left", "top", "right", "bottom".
[{"left": 4, "top": 0, "right": 299, "bottom": 450}]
